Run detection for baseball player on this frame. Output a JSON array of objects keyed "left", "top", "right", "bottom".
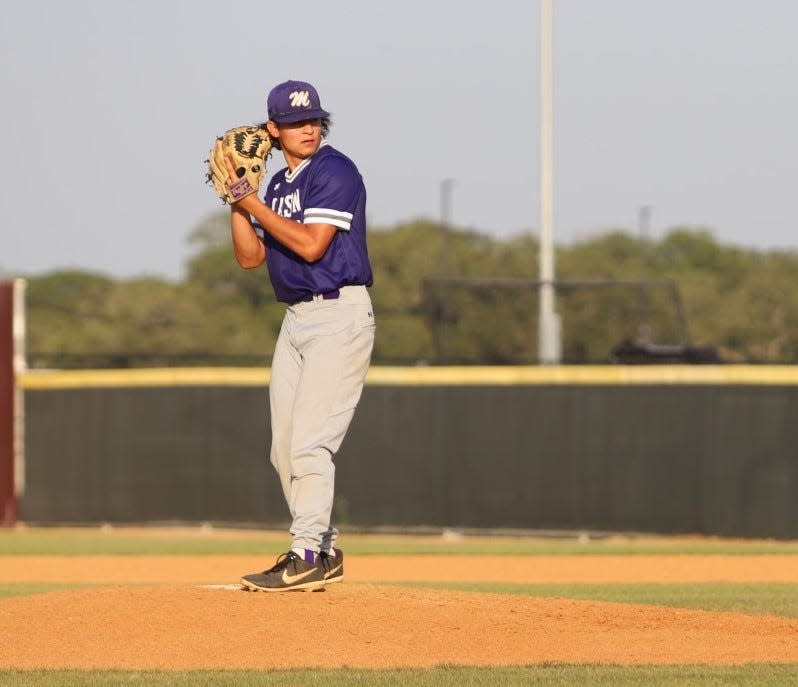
[{"left": 223, "top": 80, "right": 375, "bottom": 592}]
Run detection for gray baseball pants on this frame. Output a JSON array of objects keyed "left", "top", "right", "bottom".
[{"left": 268, "top": 285, "right": 375, "bottom": 553}]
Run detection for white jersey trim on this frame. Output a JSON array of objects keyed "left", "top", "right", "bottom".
[
  {"left": 284, "top": 140, "right": 329, "bottom": 183},
  {"left": 304, "top": 207, "right": 353, "bottom": 230}
]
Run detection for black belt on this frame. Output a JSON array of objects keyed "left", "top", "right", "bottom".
[{"left": 294, "top": 288, "right": 340, "bottom": 304}]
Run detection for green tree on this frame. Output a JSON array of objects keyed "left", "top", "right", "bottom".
[{"left": 23, "top": 213, "right": 798, "bottom": 367}]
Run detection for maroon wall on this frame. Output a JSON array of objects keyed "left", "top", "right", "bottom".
[{"left": 0, "top": 282, "right": 16, "bottom": 525}]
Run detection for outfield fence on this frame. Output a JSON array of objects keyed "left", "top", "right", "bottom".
[{"left": 10, "top": 366, "right": 798, "bottom": 538}]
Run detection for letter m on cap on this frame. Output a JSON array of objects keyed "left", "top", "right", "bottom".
[{"left": 289, "top": 91, "right": 311, "bottom": 108}]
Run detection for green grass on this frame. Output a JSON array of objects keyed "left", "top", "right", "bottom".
[
  {"left": 1, "top": 665, "right": 797, "bottom": 687},
  {"left": 2, "top": 527, "right": 798, "bottom": 556},
  {"left": 0, "top": 528, "right": 287, "bottom": 556},
  {"left": 0, "top": 582, "right": 102, "bottom": 599}
]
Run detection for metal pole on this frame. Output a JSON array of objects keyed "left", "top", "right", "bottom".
[
  {"left": 637, "top": 206, "right": 653, "bottom": 342},
  {"left": 538, "top": 0, "right": 561, "bottom": 364},
  {"left": 438, "top": 179, "right": 455, "bottom": 362},
  {"left": 440, "top": 179, "right": 455, "bottom": 275},
  {"left": 440, "top": 179, "right": 454, "bottom": 228},
  {"left": 637, "top": 204, "right": 654, "bottom": 272}
]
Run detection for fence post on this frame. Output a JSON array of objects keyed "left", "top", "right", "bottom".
[{"left": 0, "top": 281, "right": 16, "bottom": 525}]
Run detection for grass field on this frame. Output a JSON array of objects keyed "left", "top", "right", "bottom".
[
  {"left": 3, "top": 665, "right": 798, "bottom": 687},
  {"left": 2, "top": 526, "right": 798, "bottom": 556},
  {"left": 1, "top": 527, "right": 797, "bottom": 686}
]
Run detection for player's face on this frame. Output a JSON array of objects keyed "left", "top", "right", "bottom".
[{"left": 272, "top": 118, "right": 323, "bottom": 168}]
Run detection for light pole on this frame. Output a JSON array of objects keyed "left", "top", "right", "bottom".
[
  {"left": 538, "top": 0, "right": 561, "bottom": 364},
  {"left": 440, "top": 178, "right": 455, "bottom": 274},
  {"left": 637, "top": 205, "right": 653, "bottom": 344},
  {"left": 440, "top": 178, "right": 454, "bottom": 228}
]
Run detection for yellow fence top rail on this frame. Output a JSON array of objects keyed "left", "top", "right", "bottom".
[{"left": 16, "top": 365, "right": 798, "bottom": 389}]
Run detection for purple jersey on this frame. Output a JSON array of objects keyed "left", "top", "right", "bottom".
[{"left": 254, "top": 142, "right": 373, "bottom": 303}]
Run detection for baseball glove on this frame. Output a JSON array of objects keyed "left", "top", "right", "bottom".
[{"left": 206, "top": 125, "right": 272, "bottom": 204}]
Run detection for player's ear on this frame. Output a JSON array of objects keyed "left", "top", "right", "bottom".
[{"left": 266, "top": 120, "right": 280, "bottom": 139}]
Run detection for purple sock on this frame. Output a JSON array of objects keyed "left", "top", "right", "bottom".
[{"left": 291, "top": 547, "right": 319, "bottom": 563}]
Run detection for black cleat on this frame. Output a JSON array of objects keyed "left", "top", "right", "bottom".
[
  {"left": 319, "top": 548, "right": 344, "bottom": 584},
  {"left": 241, "top": 551, "right": 325, "bottom": 592}
]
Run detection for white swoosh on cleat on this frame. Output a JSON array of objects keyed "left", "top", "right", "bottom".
[{"left": 281, "top": 568, "right": 320, "bottom": 585}]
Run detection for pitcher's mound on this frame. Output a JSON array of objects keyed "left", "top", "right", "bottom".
[{"left": 1, "top": 584, "right": 797, "bottom": 669}]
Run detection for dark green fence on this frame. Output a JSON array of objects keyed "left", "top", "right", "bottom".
[{"left": 19, "top": 381, "right": 798, "bottom": 538}]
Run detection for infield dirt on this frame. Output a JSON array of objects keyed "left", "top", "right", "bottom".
[{"left": 1, "top": 554, "right": 798, "bottom": 669}]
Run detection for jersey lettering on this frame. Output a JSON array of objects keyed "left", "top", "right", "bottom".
[{"left": 272, "top": 189, "right": 302, "bottom": 217}]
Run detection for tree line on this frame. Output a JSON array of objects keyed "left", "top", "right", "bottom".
[{"left": 21, "top": 210, "right": 798, "bottom": 367}]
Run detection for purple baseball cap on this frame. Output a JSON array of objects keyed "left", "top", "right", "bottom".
[{"left": 267, "top": 80, "right": 330, "bottom": 124}]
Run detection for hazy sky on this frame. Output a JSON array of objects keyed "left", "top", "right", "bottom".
[{"left": 1, "top": 0, "right": 796, "bottom": 280}]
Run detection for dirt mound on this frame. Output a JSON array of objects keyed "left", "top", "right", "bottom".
[{"left": 1, "top": 584, "right": 797, "bottom": 669}]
